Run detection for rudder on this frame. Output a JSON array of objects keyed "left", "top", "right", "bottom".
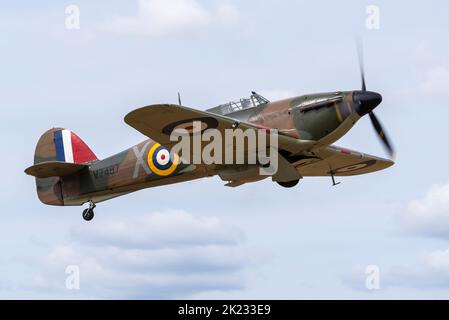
[{"left": 33, "top": 128, "right": 98, "bottom": 205}]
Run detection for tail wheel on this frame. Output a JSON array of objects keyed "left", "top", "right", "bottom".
[
  {"left": 82, "top": 208, "right": 94, "bottom": 221},
  {"left": 277, "top": 180, "right": 299, "bottom": 188}
]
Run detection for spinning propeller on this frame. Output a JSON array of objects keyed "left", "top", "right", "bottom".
[{"left": 354, "top": 40, "right": 395, "bottom": 158}]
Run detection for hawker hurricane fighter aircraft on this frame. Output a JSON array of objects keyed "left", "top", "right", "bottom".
[{"left": 25, "top": 49, "right": 394, "bottom": 221}]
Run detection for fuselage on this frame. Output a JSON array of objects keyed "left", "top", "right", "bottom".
[{"left": 58, "top": 90, "right": 377, "bottom": 205}]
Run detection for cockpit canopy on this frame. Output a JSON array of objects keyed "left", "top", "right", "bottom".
[{"left": 207, "top": 91, "right": 269, "bottom": 116}]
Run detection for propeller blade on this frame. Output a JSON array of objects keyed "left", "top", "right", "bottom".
[
  {"left": 356, "top": 38, "right": 367, "bottom": 91},
  {"left": 369, "top": 111, "right": 395, "bottom": 158},
  {"left": 355, "top": 38, "right": 396, "bottom": 158}
]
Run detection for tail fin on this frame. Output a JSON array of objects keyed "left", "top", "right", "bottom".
[
  {"left": 52, "top": 129, "right": 98, "bottom": 164},
  {"left": 29, "top": 128, "right": 98, "bottom": 206}
]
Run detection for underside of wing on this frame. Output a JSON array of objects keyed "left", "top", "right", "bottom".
[{"left": 292, "top": 145, "right": 394, "bottom": 177}]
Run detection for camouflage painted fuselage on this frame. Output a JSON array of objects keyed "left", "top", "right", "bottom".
[{"left": 33, "top": 90, "right": 389, "bottom": 206}]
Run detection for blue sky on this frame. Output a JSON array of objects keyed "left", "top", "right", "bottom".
[{"left": 1, "top": 0, "right": 449, "bottom": 298}]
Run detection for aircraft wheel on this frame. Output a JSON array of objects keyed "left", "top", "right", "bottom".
[
  {"left": 82, "top": 208, "right": 94, "bottom": 221},
  {"left": 277, "top": 180, "right": 299, "bottom": 188}
]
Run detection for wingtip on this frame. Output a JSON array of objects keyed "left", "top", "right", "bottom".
[
  {"left": 383, "top": 157, "right": 395, "bottom": 169},
  {"left": 24, "top": 166, "right": 33, "bottom": 176},
  {"left": 124, "top": 104, "right": 178, "bottom": 122}
]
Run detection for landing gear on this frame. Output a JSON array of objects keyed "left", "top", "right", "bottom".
[
  {"left": 82, "top": 201, "right": 96, "bottom": 221},
  {"left": 277, "top": 180, "right": 299, "bottom": 188},
  {"left": 331, "top": 173, "right": 341, "bottom": 186}
]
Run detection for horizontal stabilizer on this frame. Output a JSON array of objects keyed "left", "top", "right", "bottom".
[{"left": 24, "top": 161, "right": 88, "bottom": 178}]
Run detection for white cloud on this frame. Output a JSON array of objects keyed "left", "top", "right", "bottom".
[
  {"left": 382, "top": 250, "right": 449, "bottom": 290},
  {"left": 426, "top": 249, "right": 449, "bottom": 271},
  {"left": 341, "top": 182, "right": 449, "bottom": 292},
  {"left": 400, "top": 182, "right": 449, "bottom": 238},
  {"left": 27, "top": 211, "right": 269, "bottom": 298},
  {"left": 342, "top": 250, "right": 449, "bottom": 292},
  {"left": 421, "top": 66, "right": 449, "bottom": 96},
  {"left": 342, "top": 182, "right": 449, "bottom": 292},
  {"left": 215, "top": 3, "right": 240, "bottom": 24},
  {"left": 102, "top": 0, "right": 239, "bottom": 36},
  {"left": 71, "top": 210, "right": 244, "bottom": 249}
]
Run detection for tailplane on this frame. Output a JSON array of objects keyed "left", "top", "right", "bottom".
[
  {"left": 25, "top": 128, "right": 98, "bottom": 205},
  {"left": 25, "top": 161, "right": 88, "bottom": 179}
]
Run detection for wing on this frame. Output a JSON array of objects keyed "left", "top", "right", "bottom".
[
  {"left": 124, "top": 104, "right": 393, "bottom": 179},
  {"left": 293, "top": 145, "right": 394, "bottom": 177},
  {"left": 124, "top": 104, "right": 315, "bottom": 154}
]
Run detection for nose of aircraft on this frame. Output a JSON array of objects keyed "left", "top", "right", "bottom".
[{"left": 353, "top": 91, "right": 382, "bottom": 116}]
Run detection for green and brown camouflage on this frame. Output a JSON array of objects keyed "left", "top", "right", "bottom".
[{"left": 25, "top": 90, "right": 393, "bottom": 211}]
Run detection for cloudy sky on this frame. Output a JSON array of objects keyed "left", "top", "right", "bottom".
[{"left": 1, "top": 0, "right": 449, "bottom": 299}]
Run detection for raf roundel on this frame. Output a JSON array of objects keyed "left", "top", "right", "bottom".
[
  {"left": 333, "top": 160, "right": 376, "bottom": 174},
  {"left": 162, "top": 117, "right": 219, "bottom": 136},
  {"left": 147, "top": 143, "right": 179, "bottom": 176}
]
